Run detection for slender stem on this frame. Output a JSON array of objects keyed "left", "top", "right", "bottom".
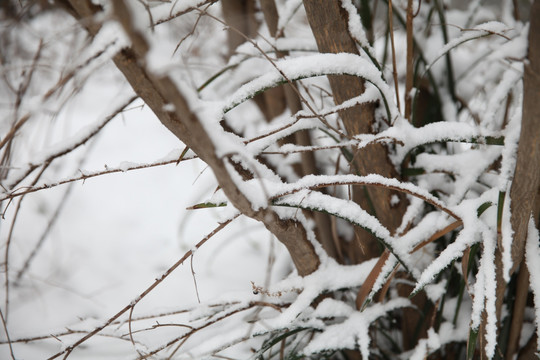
[
  {"left": 405, "top": 0, "right": 414, "bottom": 121},
  {"left": 0, "top": 155, "right": 196, "bottom": 203},
  {"left": 388, "top": 0, "right": 401, "bottom": 113},
  {"left": 275, "top": 179, "right": 461, "bottom": 221},
  {"left": 0, "top": 308, "right": 15, "bottom": 360},
  {"left": 46, "top": 215, "right": 238, "bottom": 360}
]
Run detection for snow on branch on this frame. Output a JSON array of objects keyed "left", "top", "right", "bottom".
[{"left": 222, "top": 53, "right": 398, "bottom": 121}]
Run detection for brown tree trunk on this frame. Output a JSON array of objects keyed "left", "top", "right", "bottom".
[
  {"left": 222, "top": 0, "right": 288, "bottom": 122},
  {"left": 302, "top": 0, "right": 408, "bottom": 265},
  {"left": 221, "top": 0, "right": 258, "bottom": 57},
  {"left": 507, "top": 0, "right": 540, "bottom": 275}
]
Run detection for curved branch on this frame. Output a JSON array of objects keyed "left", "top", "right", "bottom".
[{"left": 274, "top": 174, "right": 461, "bottom": 221}]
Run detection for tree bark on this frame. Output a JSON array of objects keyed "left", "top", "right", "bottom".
[
  {"left": 508, "top": 0, "right": 540, "bottom": 275},
  {"left": 302, "top": 0, "right": 408, "bottom": 264},
  {"left": 221, "top": 0, "right": 258, "bottom": 57},
  {"left": 221, "top": 0, "right": 288, "bottom": 122}
]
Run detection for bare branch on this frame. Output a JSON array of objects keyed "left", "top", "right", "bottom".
[
  {"left": 46, "top": 215, "right": 239, "bottom": 360},
  {"left": 0, "top": 153, "right": 197, "bottom": 203},
  {"left": 6, "top": 95, "right": 138, "bottom": 190}
]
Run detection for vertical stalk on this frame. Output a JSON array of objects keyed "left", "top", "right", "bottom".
[
  {"left": 388, "top": 0, "right": 401, "bottom": 113},
  {"left": 433, "top": 0, "right": 456, "bottom": 100},
  {"left": 405, "top": 0, "right": 414, "bottom": 120}
]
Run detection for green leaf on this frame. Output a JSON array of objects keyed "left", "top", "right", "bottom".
[
  {"left": 187, "top": 202, "right": 227, "bottom": 209},
  {"left": 402, "top": 167, "right": 425, "bottom": 176},
  {"left": 198, "top": 63, "right": 241, "bottom": 92},
  {"left": 253, "top": 328, "right": 307, "bottom": 360},
  {"left": 497, "top": 191, "right": 506, "bottom": 233},
  {"left": 467, "top": 243, "right": 480, "bottom": 277},
  {"left": 477, "top": 201, "right": 493, "bottom": 217},
  {"left": 467, "top": 327, "right": 479, "bottom": 360}
]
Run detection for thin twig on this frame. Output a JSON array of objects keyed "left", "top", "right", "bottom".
[
  {"left": 404, "top": 0, "right": 414, "bottom": 121},
  {"left": 46, "top": 215, "right": 238, "bottom": 360},
  {"left": 3, "top": 162, "right": 50, "bottom": 322},
  {"left": 14, "top": 133, "right": 102, "bottom": 283},
  {"left": 1, "top": 329, "right": 130, "bottom": 345},
  {"left": 0, "top": 40, "right": 43, "bottom": 156},
  {"left": 7, "top": 95, "right": 138, "bottom": 190},
  {"left": 128, "top": 305, "right": 145, "bottom": 358},
  {"left": 0, "top": 153, "right": 197, "bottom": 203},
  {"left": 190, "top": 254, "right": 201, "bottom": 303},
  {"left": 137, "top": 301, "right": 282, "bottom": 359},
  {"left": 0, "top": 114, "right": 31, "bottom": 152},
  {"left": 388, "top": 0, "right": 401, "bottom": 113},
  {"left": 154, "top": 0, "right": 219, "bottom": 26},
  {"left": 274, "top": 178, "right": 461, "bottom": 221},
  {"left": 14, "top": 179, "right": 74, "bottom": 283},
  {"left": 3, "top": 304, "right": 252, "bottom": 345},
  {"left": 129, "top": 322, "right": 194, "bottom": 336},
  {"left": 197, "top": 8, "right": 352, "bottom": 141},
  {"left": 3, "top": 197, "right": 22, "bottom": 323},
  {"left": 2, "top": 327, "right": 145, "bottom": 346},
  {"left": 0, "top": 308, "right": 15, "bottom": 360},
  {"left": 172, "top": 2, "right": 212, "bottom": 55},
  {"left": 261, "top": 137, "right": 403, "bottom": 155},
  {"left": 136, "top": 0, "right": 155, "bottom": 29},
  {"left": 444, "top": 23, "right": 511, "bottom": 41}
]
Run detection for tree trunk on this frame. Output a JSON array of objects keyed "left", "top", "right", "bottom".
[
  {"left": 302, "top": 0, "right": 408, "bottom": 265},
  {"left": 507, "top": 0, "right": 540, "bottom": 275}
]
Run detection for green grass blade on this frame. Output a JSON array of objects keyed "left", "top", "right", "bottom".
[{"left": 467, "top": 327, "right": 479, "bottom": 360}]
